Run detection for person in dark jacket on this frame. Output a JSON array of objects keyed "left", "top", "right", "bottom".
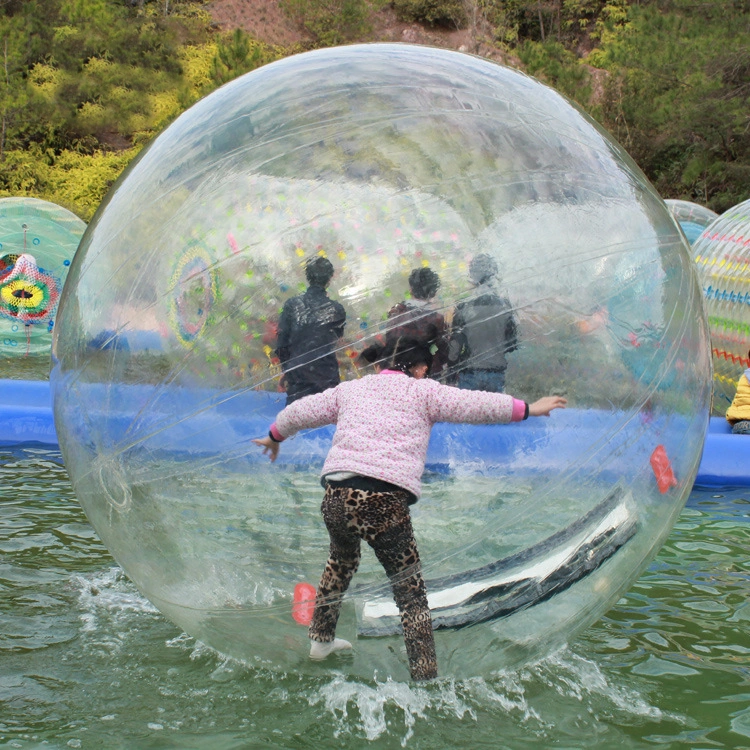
[
  {"left": 385, "top": 267, "right": 448, "bottom": 378},
  {"left": 275, "top": 256, "right": 346, "bottom": 405},
  {"left": 448, "top": 253, "right": 518, "bottom": 392}
]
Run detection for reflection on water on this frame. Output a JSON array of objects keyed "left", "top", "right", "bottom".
[
  {"left": 1, "top": 447, "right": 748, "bottom": 748},
  {"left": 0, "top": 354, "right": 51, "bottom": 381}
]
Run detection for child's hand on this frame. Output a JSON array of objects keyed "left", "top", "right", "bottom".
[
  {"left": 528, "top": 396, "right": 567, "bottom": 417},
  {"left": 253, "top": 436, "right": 280, "bottom": 462}
]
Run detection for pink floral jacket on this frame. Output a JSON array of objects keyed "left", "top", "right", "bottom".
[{"left": 271, "top": 370, "right": 527, "bottom": 499}]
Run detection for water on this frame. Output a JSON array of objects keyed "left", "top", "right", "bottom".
[{"left": 1, "top": 447, "right": 749, "bottom": 749}]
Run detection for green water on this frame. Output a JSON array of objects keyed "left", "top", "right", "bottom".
[{"left": 1, "top": 447, "right": 749, "bottom": 749}]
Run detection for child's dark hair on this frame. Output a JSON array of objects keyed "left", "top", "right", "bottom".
[
  {"left": 305, "top": 256, "right": 335, "bottom": 287},
  {"left": 382, "top": 337, "right": 433, "bottom": 375},
  {"left": 408, "top": 267, "right": 441, "bottom": 300},
  {"left": 358, "top": 337, "right": 433, "bottom": 374},
  {"left": 358, "top": 343, "right": 382, "bottom": 365}
]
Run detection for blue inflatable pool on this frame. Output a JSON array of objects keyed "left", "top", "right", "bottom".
[{"left": 0, "top": 378, "right": 745, "bottom": 489}]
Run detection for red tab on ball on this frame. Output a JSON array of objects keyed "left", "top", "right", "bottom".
[
  {"left": 292, "top": 582, "right": 317, "bottom": 625},
  {"left": 650, "top": 444, "right": 678, "bottom": 494}
]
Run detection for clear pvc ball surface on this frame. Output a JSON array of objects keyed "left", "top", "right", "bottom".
[
  {"left": 693, "top": 198, "right": 750, "bottom": 416},
  {"left": 0, "top": 197, "right": 85, "bottom": 360},
  {"left": 52, "top": 44, "right": 711, "bottom": 680},
  {"left": 665, "top": 199, "right": 719, "bottom": 246}
]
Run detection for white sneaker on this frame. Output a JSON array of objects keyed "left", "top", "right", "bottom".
[{"left": 309, "top": 638, "right": 352, "bottom": 660}]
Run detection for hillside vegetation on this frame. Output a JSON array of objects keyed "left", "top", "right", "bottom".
[{"left": 0, "top": 0, "right": 747, "bottom": 221}]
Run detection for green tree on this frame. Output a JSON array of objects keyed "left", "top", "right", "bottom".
[
  {"left": 210, "top": 29, "right": 278, "bottom": 87},
  {"left": 0, "top": 27, "right": 28, "bottom": 160},
  {"left": 590, "top": 2, "right": 750, "bottom": 210},
  {"left": 517, "top": 39, "right": 591, "bottom": 100},
  {"left": 0, "top": 0, "right": 212, "bottom": 218}
]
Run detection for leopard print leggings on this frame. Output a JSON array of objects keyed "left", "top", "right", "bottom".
[{"left": 308, "top": 483, "right": 438, "bottom": 681}]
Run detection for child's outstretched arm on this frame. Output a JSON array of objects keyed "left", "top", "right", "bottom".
[
  {"left": 253, "top": 387, "right": 340, "bottom": 463},
  {"left": 253, "top": 435, "right": 280, "bottom": 462},
  {"left": 425, "top": 380, "right": 565, "bottom": 425},
  {"left": 528, "top": 396, "right": 567, "bottom": 416}
]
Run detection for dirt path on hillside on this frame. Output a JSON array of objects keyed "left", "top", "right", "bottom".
[
  {"left": 205, "top": 0, "right": 507, "bottom": 61},
  {"left": 206, "top": 0, "right": 307, "bottom": 46}
]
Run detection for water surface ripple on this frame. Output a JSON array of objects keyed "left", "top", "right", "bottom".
[{"left": 1, "top": 448, "right": 748, "bottom": 749}]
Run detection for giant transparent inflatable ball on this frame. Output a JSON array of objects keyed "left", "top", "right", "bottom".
[
  {"left": 0, "top": 197, "right": 84, "bottom": 361},
  {"left": 694, "top": 198, "right": 750, "bottom": 416},
  {"left": 52, "top": 44, "right": 711, "bottom": 680},
  {"left": 665, "top": 199, "right": 719, "bottom": 245}
]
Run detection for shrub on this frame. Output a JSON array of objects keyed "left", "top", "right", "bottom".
[
  {"left": 392, "top": 0, "right": 467, "bottom": 29},
  {"left": 281, "top": 0, "right": 377, "bottom": 46}
]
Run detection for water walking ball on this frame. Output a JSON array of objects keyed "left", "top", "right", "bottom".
[
  {"left": 693, "top": 198, "right": 750, "bottom": 416},
  {"left": 0, "top": 197, "right": 84, "bottom": 359},
  {"left": 665, "top": 199, "right": 719, "bottom": 245},
  {"left": 52, "top": 44, "right": 711, "bottom": 680}
]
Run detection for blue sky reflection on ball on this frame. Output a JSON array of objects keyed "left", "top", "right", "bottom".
[{"left": 51, "top": 44, "right": 710, "bottom": 680}]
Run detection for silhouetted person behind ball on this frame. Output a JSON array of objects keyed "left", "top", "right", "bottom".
[
  {"left": 448, "top": 253, "right": 518, "bottom": 392},
  {"left": 276, "top": 256, "right": 346, "bottom": 405},
  {"left": 385, "top": 267, "right": 448, "bottom": 378}
]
